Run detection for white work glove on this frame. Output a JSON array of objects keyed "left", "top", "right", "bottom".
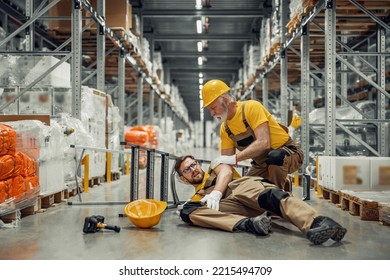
[
  {"left": 210, "top": 155, "right": 237, "bottom": 169},
  {"left": 201, "top": 190, "right": 222, "bottom": 211}
]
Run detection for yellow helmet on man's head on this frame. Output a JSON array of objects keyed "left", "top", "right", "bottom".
[{"left": 201, "top": 79, "right": 231, "bottom": 108}]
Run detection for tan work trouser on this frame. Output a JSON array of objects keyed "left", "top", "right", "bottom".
[
  {"left": 189, "top": 176, "right": 318, "bottom": 233},
  {"left": 246, "top": 144, "right": 304, "bottom": 190}
]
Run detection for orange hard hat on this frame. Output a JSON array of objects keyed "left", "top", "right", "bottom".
[
  {"left": 201, "top": 79, "right": 231, "bottom": 108},
  {"left": 124, "top": 199, "right": 167, "bottom": 229}
]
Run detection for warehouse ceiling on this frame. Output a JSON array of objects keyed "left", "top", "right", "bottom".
[{"left": 131, "top": 0, "right": 272, "bottom": 122}]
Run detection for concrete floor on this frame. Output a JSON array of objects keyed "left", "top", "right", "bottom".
[{"left": 0, "top": 148, "right": 390, "bottom": 260}]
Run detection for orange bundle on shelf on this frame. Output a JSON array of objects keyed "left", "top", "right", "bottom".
[
  {"left": 0, "top": 154, "right": 16, "bottom": 181},
  {"left": 0, "top": 178, "right": 13, "bottom": 204},
  {"left": 0, "top": 124, "right": 16, "bottom": 156},
  {"left": 25, "top": 175, "right": 39, "bottom": 195},
  {"left": 13, "top": 152, "right": 38, "bottom": 178},
  {"left": 125, "top": 130, "right": 148, "bottom": 144},
  {"left": 10, "top": 175, "right": 27, "bottom": 200}
]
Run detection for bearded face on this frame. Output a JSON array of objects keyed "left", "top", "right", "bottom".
[{"left": 212, "top": 98, "right": 228, "bottom": 123}]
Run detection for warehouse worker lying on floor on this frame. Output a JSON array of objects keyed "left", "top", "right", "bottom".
[{"left": 174, "top": 155, "right": 347, "bottom": 245}]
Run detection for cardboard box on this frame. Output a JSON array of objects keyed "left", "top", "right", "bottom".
[
  {"left": 48, "top": 0, "right": 73, "bottom": 30},
  {"left": 370, "top": 157, "right": 390, "bottom": 191},
  {"left": 330, "top": 156, "right": 371, "bottom": 191},
  {"left": 0, "top": 115, "right": 50, "bottom": 126},
  {"left": 88, "top": 0, "right": 132, "bottom": 31}
]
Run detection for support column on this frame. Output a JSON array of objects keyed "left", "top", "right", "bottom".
[
  {"left": 301, "top": 24, "right": 310, "bottom": 173},
  {"left": 324, "top": 0, "right": 336, "bottom": 156},
  {"left": 118, "top": 49, "right": 125, "bottom": 141},
  {"left": 377, "top": 24, "right": 386, "bottom": 156},
  {"left": 96, "top": 0, "right": 105, "bottom": 91},
  {"left": 158, "top": 97, "right": 162, "bottom": 128},
  {"left": 280, "top": 0, "right": 288, "bottom": 125},
  {"left": 262, "top": 74, "right": 269, "bottom": 109},
  {"left": 137, "top": 74, "right": 144, "bottom": 126},
  {"left": 149, "top": 88, "right": 155, "bottom": 125},
  {"left": 163, "top": 101, "right": 168, "bottom": 134},
  {"left": 71, "top": 0, "right": 83, "bottom": 119},
  {"left": 25, "top": 0, "right": 34, "bottom": 51}
]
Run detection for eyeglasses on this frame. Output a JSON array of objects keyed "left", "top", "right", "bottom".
[{"left": 182, "top": 161, "right": 199, "bottom": 174}]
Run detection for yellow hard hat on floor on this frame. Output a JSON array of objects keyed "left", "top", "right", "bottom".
[
  {"left": 201, "top": 79, "right": 231, "bottom": 108},
  {"left": 124, "top": 199, "right": 167, "bottom": 229}
]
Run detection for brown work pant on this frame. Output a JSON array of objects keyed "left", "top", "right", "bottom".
[
  {"left": 189, "top": 176, "right": 318, "bottom": 233},
  {"left": 246, "top": 144, "right": 304, "bottom": 189}
]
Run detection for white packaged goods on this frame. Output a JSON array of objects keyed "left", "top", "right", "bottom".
[
  {"left": 329, "top": 156, "right": 371, "bottom": 191},
  {"left": 80, "top": 87, "right": 107, "bottom": 179},
  {"left": 317, "top": 156, "right": 330, "bottom": 189},
  {"left": 57, "top": 113, "right": 94, "bottom": 182},
  {"left": 370, "top": 157, "right": 390, "bottom": 191},
  {"left": 24, "top": 56, "right": 71, "bottom": 88}
]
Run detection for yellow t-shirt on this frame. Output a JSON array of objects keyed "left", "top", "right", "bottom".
[
  {"left": 191, "top": 168, "right": 242, "bottom": 201},
  {"left": 220, "top": 100, "right": 289, "bottom": 150}
]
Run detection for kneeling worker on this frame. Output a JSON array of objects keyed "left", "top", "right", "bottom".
[{"left": 174, "top": 155, "right": 347, "bottom": 245}]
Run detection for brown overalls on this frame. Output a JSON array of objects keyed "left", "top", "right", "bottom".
[
  {"left": 223, "top": 103, "right": 304, "bottom": 190},
  {"left": 180, "top": 172, "right": 318, "bottom": 233}
]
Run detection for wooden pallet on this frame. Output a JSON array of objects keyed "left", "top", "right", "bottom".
[
  {"left": 320, "top": 186, "right": 342, "bottom": 206},
  {"left": 0, "top": 197, "right": 40, "bottom": 223},
  {"left": 340, "top": 191, "right": 379, "bottom": 221},
  {"left": 39, "top": 190, "right": 67, "bottom": 209},
  {"left": 378, "top": 202, "right": 390, "bottom": 226},
  {"left": 88, "top": 176, "right": 102, "bottom": 188}
]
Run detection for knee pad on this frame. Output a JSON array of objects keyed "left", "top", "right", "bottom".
[
  {"left": 257, "top": 188, "right": 289, "bottom": 217},
  {"left": 180, "top": 201, "right": 204, "bottom": 224},
  {"left": 265, "top": 149, "right": 289, "bottom": 166}
]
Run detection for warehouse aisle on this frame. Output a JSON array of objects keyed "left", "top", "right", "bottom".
[{"left": 0, "top": 147, "right": 389, "bottom": 260}]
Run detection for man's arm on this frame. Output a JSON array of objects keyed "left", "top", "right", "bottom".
[
  {"left": 200, "top": 163, "right": 233, "bottom": 211},
  {"left": 212, "top": 163, "right": 233, "bottom": 194},
  {"left": 221, "top": 122, "right": 271, "bottom": 162}
]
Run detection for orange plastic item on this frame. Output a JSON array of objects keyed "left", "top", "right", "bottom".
[
  {"left": 10, "top": 175, "right": 26, "bottom": 200},
  {"left": 25, "top": 175, "right": 39, "bottom": 194},
  {"left": 0, "top": 155, "right": 16, "bottom": 181},
  {"left": 0, "top": 124, "right": 16, "bottom": 156},
  {"left": 0, "top": 178, "right": 12, "bottom": 203},
  {"left": 125, "top": 130, "right": 148, "bottom": 144},
  {"left": 13, "top": 152, "right": 37, "bottom": 177}
]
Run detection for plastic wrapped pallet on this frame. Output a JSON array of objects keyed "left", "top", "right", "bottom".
[
  {"left": 80, "top": 87, "right": 107, "bottom": 179},
  {"left": 0, "top": 124, "right": 39, "bottom": 217},
  {"left": 56, "top": 113, "right": 94, "bottom": 184}
]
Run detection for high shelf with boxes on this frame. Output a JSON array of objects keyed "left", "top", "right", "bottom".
[
  {"left": 239, "top": 0, "right": 390, "bottom": 178},
  {"left": 0, "top": 0, "right": 191, "bottom": 218}
]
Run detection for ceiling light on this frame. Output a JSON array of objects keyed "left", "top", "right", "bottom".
[
  {"left": 199, "top": 78, "right": 203, "bottom": 84},
  {"left": 198, "top": 56, "right": 203, "bottom": 65},
  {"left": 196, "top": 19, "right": 202, "bottom": 34},
  {"left": 195, "top": 0, "right": 202, "bottom": 9},
  {"left": 197, "top": 41, "right": 203, "bottom": 52},
  {"left": 199, "top": 72, "right": 203, "bottom": 78},
  {"left": 199, "top": 85, "right": 203, "bottom": 90}
]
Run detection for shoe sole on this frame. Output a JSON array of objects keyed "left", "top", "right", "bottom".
[
  {"left": 331, "top": 227, "right": 347, "bottom": 242},
  {"left": 254, "top": 215, "right": 272, "bottom": 236},
  {"left": 307, "top": 227, "right": 338, "bottom": 245}
]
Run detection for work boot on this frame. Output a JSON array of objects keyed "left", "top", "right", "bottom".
[
  {"left": 306, "top": 216, "right": 347, "bottom": 245},
  {"left": 235, "top": 212, "right": 272, "bottom": 236}
]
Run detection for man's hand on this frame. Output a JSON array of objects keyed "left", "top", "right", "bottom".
[
  {"left": 201, "top": 190, "right": 222, "bottom": 211},
  {"left": 210, "top": 155, "right": 237, "bottom": 169}
]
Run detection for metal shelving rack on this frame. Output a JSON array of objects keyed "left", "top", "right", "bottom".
[
  {"left": 240, "top": 0, "right": 390, "bottom": 176},
  {"left": 0, "top": 0, "right": 191, "bottom": 140}
]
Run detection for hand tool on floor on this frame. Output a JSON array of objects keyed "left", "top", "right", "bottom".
[{"left": 83, "top": 215, "right": 121, "bottom": 233}]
